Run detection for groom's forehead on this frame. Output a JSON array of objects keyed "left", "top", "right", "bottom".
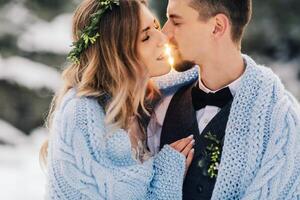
[
  {"left": 167, "top": 0, "right": 193, "bottom": 17},
  {"left": 168, "top": 0, "right": 187, "bottom": 9}
]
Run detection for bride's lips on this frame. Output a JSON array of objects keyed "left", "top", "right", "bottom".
[{"left": 156, "top": 54, "right": 166, "bottom": 61}]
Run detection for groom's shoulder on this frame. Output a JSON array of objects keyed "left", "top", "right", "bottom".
[{"left": 243, "top": 54, "right": 280, "bottom": 85}]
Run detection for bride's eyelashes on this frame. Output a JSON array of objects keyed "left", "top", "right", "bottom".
[
  {"left": 142, "top": 35, "right": 150, "bottom": 42},
  {"left": 142, "top": 21, "right": 160, "bottom": 42}
]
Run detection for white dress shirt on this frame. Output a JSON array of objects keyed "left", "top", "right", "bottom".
[{"left": 147, "top": 72, "right": 244, "bottom": 155}]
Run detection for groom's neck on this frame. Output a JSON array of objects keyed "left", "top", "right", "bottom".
[{"left": 198, "top": 50, "right": 245, "bottom": 91}]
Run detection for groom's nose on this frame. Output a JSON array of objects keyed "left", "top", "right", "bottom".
[{"left": 161, "top": 20, "right": 174, "bottom": 40}]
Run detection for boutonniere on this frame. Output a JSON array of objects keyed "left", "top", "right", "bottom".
[{"left": 197, "top": 132, "right": 223, "bottom": 179}]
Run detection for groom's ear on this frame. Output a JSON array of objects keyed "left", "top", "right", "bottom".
[{"left": 212, "top": 13, "right": 229, "bottom": 39}]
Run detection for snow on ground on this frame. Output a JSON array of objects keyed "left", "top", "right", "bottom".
[
  {"left": 0, "top": 121, "right": 48, "bottom": 200},
  {"left": 17, "top": 13, "right": 73, "bottom": 54},
  {"left": 0, "top": 55, "right": 62, "bottom": 92}
]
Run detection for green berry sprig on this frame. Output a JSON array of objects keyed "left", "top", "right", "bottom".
[{"left": 204, "top": 132, "right": 222, "bottom": 178}]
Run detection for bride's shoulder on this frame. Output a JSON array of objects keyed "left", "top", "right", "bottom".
[
  {"left": 62, "top": 88, "right": 103, "bottom": 108},
  {"left": 57, "top": 88, "right": 106, "bottom": 128}
]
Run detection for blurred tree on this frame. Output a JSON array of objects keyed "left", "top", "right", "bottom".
[
  {"left": 149, "top": 0, "right": 168, "bottom": 25},
  {"left": 25, "top": 0, "right": 76, "bottom": 20},
  {"left": 0, "top": 80, "right": 52, "bottom": 135},
  {"left": 0, "top": 35, "right": 19, "bottom": 57},
  {"left": 244, "top": 0, "right": 300, "bottom": 60},
  {"left": 0, "top": 0, "right": 9, "bottom": 6}
]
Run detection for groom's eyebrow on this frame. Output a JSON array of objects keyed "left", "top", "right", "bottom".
[{"left": 168, "top": 14, "right": 183, "bottom": 19}]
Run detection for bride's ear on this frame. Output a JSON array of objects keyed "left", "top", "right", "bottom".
[{"left": 212, "top": 13, "right": 229, "bottom": 39}]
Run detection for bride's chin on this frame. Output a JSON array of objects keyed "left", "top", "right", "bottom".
[
  {"left": 163, "top": 64, "right": 172, "bottom": 75},
  {"left": 150, "top": 65, "right": 171, "bottom": 77},
  {"left": 165, "top": 65, "right": 172, "bottom": 74}
]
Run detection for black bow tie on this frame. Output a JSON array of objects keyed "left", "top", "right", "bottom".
[{"left": 191, "top": 84, "right": 233, "bottom": 110}]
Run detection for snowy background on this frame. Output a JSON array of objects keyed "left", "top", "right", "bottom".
[{"left": 0, "top": 0, "right": 299, "bottom": 199}]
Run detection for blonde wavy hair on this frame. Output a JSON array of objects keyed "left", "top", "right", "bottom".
[{"left": 40, "top": 0, "right": 160, "bottom": 165}]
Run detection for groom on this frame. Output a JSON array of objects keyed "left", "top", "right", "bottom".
[{"left": 147, "top": 0, "right": 300, "bottom": 199}]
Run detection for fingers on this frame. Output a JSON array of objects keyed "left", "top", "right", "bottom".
[
  {"left": 181, "top": 139, "right": 195, "bottom": 157},
  {"left": 169, "top": 135, "right": 195, "bottom": 178},
  {"left": 170, "top": 137, "right": 187, "bottom": 147},
  {"left": 170, "top": 134, "right": 194, "bottom": 147},
  {"left": 171, "top": 135, "right": 194, "bottom": 152}
]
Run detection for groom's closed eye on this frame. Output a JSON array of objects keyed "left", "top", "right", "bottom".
[
  {"left": 172, "top": 20, "right": 182, "bottom": 26},
  {"left": 168, "top": 14, "right": 183, "bottom": 26}
]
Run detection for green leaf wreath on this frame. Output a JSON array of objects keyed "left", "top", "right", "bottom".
[{"left": 67, "top": 0, "right": 120, "bottom": 64}]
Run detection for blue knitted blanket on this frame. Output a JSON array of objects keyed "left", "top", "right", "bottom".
[
  {"left": 46, "top": 68, "right": 198, "bottom": 200},
  {"left": 46, "top": 54, "right": 300, "bottom": 199},
  {"left": 211, "top": 55, "right": 300, "bottom": 200}
]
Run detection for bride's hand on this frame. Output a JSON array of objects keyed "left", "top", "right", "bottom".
[{"left": 170, "top": 135, "right": 195, "bottom": 177}]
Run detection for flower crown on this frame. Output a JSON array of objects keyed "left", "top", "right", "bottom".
[{"left": 67, "top": 0, "right": 120, "bottom": 64}]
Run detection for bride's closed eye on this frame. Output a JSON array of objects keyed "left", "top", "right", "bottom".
[
  {"left": 142, "top": 20, "right": 161, "bottom": 42},
  {"left": 142, "top": 35, "right": 150, "bottom": 42}
]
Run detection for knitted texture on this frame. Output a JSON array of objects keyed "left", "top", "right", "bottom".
[
  {"left": 46, "top": 67, "right": 198, "bottom": 200},
  {"left": 152, "top": 68, "right": 199, "bottom": 95},
  {"left": 210, "top": 55, "right": 300, "bottom": 200}
]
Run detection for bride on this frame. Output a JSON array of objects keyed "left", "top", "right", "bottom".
[{"left": 40, "top": 0, "right": 197, "bottom": 199}]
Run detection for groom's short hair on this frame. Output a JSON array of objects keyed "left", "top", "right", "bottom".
[{"left": 189, "top": 0, "right": 252, "bottom": 43}]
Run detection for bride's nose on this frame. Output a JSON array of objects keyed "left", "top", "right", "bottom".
[
  {"left": 162, "top": 20, "right": 173, "bottom": 40},
  {"left": 157, "top": 33, "right": 168, "bottom": 48}
]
